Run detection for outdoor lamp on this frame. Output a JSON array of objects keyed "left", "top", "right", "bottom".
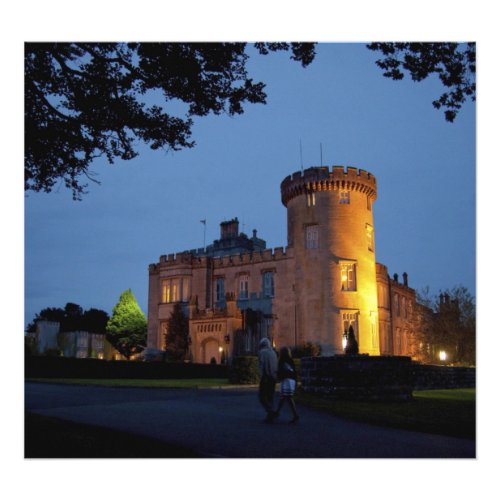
[
  {"left": 342, "top": 331, "right": 348, "bottom": 351},
  {"left": 439, "top": 350, "right": 447, "bottom": 362}
]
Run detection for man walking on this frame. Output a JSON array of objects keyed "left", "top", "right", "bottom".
[{"left": 258, "top": 337, "right": 278, "bottom": 423}]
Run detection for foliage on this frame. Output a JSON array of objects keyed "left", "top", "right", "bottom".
[
  {"left": 291, "top": 342, "right": 322, "bottom": 358},
  {"left": 344, "top": 326, "right": 359, "bottom": 355},
  {"left": 367, "top": 42, "right": 475, "bottom": 122},
  {"left": 415, "top": 285, "right": 475, "bottom": 365},
  {"left": 228, "top": 356, "right": 260, "bottom": 384},
  {"left": 25, "top": 42, "right": 316, "bottom": 199},
  {"left": 106, "top": 289, "right": 147, "bottom": 360},
  {"left": 164, "top": 303, "right": 189, "bottom": 361},
  {"left": 27, "top": 303, "right": 110, "bottom": 334}
]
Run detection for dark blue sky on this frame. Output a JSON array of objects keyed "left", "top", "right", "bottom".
[{"left": 24, "top": 43, "right": 476, "bottom": 326}]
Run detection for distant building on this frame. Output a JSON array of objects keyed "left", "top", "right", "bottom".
[
  {"left": 33, "top": 320, "right": 115, "bottom": 359},
  {"left": 147, "top": 166, "right": 432, "bottom": 363}
]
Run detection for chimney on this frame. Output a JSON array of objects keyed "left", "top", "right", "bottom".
[
  {"left": 393, "top": 273, "right": 399, "bottom": 283},
  {"left": 220, "top": 218, "right": 239, "bottom": 240},
  {"left": 402, "top": 272, "right": 408, "bottom": 287}
]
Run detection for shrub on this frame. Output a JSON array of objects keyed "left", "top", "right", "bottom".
[
  {"left": 291, "top": 342, "right": 322, "bottom": 358},
  {"left": 228, "top": 356, "right": 259, "bottom": 384}
]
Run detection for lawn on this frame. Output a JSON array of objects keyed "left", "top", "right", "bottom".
[
  {"left": 26, "top": 377, "right": 230, "bottom": 388},
  {"left": 296, "top": 388, "right": 475, "bottom": 439}
]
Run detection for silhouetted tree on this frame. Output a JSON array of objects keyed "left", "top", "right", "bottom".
[
  {"left": 344, "top": 325, "right": 359, "bottom": 355},
  {"left": 26, "top": 303, "right": 109, "bottom": 334},
  {"left": 25, "top": 42, "right": 316, "bottom": 199},
  {"left": 367, "top": 42, "right": 475, "bottom": 122},
  {"left": 415, "top": 285, "right": 475, "bottom": 365},
  {"left": 106, "top": 289, "right": 147, "bottom": 359},
  {"left": 165, "top": 303, "right": 189, "bottom": 361}
]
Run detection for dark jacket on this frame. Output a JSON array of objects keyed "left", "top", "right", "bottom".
[{"left": 277, "top": 359, "right": 297, "bottom": 382}]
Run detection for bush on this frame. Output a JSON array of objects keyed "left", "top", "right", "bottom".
[
  {"left": 228, "top": 356, "right": 259, "bottom": 384},
  {"left": 291, "top": 342, "right": 322, "bottom": 358}
]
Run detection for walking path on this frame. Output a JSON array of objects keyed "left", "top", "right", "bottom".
[{"left": 25, "top": 382, "right": 475, "bottom": 458}]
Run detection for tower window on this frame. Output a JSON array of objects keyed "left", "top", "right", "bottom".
[
  {"left": 306, "top": 192, "right": 316, "bottom": 207},
  {"left": 342, "top": 312, "right": 358, "bottom": 338},
  {"left": 366, "top": 224, "right": 374, "bottom": 252},
  {"left": 305, "top": 225, "right": 319, "bottom": 249},
  {"left": 339, "top": 190, "right": 350, "bottom": 204},
  {"left": 340, "top": 262, "right": 356, "bottom": 291}
]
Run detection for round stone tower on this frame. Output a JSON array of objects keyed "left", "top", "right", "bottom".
[{"left": 281, "top": 166, "right": 380, "bottom": 355}]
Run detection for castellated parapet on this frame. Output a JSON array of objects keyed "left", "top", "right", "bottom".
[
  {"left": 281, "top": 165, "right": 377, "bottom": 207},
  {"left": 147, "top": 163, "right": 429, "bottom": 363}
]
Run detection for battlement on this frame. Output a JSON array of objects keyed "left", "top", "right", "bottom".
[
  {"left": 151, "top": 246, "right": 293, "bottom": 271},
  {"left": 281, "top": 165, "right": 377, "bottom": 206}
]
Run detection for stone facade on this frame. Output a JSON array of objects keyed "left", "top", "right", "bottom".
[{"left": 147, "top": 165, "right": 432, "bottom": 363}]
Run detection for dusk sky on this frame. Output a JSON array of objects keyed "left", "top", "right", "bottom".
[{"left": 24, "top": 42, "right": 476, "bottom": 327}]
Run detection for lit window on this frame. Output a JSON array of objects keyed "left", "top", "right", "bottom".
[
  {"left": 162, "top": 278, "right": 190, "bottom": 303},
  {"left": 305, "top": 225, "right": 319, "bottom": 249},
  {"left": 306, "top": 192, "right": 316, "bottom": 207},
  {"left": 239, "top": 275, "right": 249, "bottom": 299},
  {"left": 339, "top": 190, "right": 350, "bottom": 204},
  {"left": 342, "top": 312, "right": 358, "bottom": 338},
  {"left": 366, "top": 224, "right": 374, "bottom": 252},
  {"left": 340, "top": 262, "right": 356, "bottom": 291},
  {"left": 263, "top": 272, "right": 275, "bottom": 298}
]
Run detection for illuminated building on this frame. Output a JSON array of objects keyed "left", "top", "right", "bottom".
[{"left": 147, "top": 166, "right": 428, "bottom": 363}]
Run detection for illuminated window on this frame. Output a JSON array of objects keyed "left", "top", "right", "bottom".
[
  {"left": 215, "top": 277, "right": 225, "bottom": 303},
  {"left": 263, "top": 272, "right": 275, "bottom": 298},
  {"left": 340, "top": 262, "right": 356, "bottom": 291},
  {"left": 305, "top": 225, "right": 319, "bottom": 249},
  {"left": 306, "top": 192, "right": 316, "bottom": 207},
  {"left": 239, "top": 275, "right": 249, "bottom": 299},
  {"left": 366, "top": 224, "right": 374, "bottom": 252},
  {"left": 339, "top": 190, "right": 350, "bottom": 204},
  {"left": 162, "top": 277, "right": 190, "bottom": 303},
  {"left": 342, "top": 312, "right": 358, "bottom": 338}
]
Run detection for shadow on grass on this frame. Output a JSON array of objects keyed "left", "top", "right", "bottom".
[
  {"left": 25, "top": 412, "right": 201, "bottom": 458},
  {"left": 296, "top": 388, "right": 475, "bottom": 440}
]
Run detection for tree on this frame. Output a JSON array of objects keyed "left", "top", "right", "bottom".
[
  {"left": 164, "top": 303, "right": 189, "bottom": 361},
  {"left": 415, "top": 285, "right": 475, "bottom": 365},
  {"left": 367, "top": 42, "right": 475, "bottom": 122},
  {"left": 25, "top": 42, "right": 316, "bottom": 199},
  {"left": 106, "top": 289, "right": 147, "bottom": 360},
  {"left": 344, "top": 325, "right": 359, "bottom": 355},
  {"left": 26, "top": 303, "right": 109, "bottom": 334}
]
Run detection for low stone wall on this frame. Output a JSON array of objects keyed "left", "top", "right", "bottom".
[
  {"left": 300, "top": 355, "right": 414, "bottom": 401},
  {"left": 412, "top": 364, "right": 475, "bottom": 390}
]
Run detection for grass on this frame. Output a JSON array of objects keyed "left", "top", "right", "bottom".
[
  {"left": 296, "top": 388, "right": 475, "bottom": 439},
  {"left": 26, "top": 378, "right": 231, "bottom": 388},
  {"left": 25, "top": 412, "right": 200, "bottom": 458}
]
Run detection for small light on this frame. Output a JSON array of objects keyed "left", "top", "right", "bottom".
[
  {"left": 439, "top": 350, "right": 447, "bottom": 362},
  {"left": 218, "top": 346, "right": 223, "bottom": 353}
]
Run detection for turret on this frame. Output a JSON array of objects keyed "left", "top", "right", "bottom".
[{"left": 281, "top": 165, "right": 380, "bottom": 355}]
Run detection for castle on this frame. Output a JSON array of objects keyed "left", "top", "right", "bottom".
[{"left": 147, "top": 166, "right": 429, "bottom": 363}]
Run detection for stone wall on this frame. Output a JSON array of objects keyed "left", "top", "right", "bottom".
[
  {"left": 300, "top": 355, "right": 414, "bottom": 401},
  {"left": 412, "top": 364, "right": 476, "bottom": 390}
]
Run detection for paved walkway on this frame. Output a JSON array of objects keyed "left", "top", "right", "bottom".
[{"left": 25, "top": 382, "right": 475, "bottom": 458}]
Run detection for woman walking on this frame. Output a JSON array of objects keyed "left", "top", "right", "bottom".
[{"left": 276, "top": 347, "right": 299, "bottom": 424}]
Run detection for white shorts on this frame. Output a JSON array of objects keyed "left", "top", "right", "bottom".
[{"left": 280, "top": 378, "right": 296, "bottom": 396}]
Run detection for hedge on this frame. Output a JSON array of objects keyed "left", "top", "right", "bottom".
[{"left": 25, "top": 356, "right": 228, "bottom": 379}]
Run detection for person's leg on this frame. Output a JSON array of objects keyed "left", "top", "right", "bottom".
[{"left": 288, "top": 397, "right": 299, "bottom": 423}]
